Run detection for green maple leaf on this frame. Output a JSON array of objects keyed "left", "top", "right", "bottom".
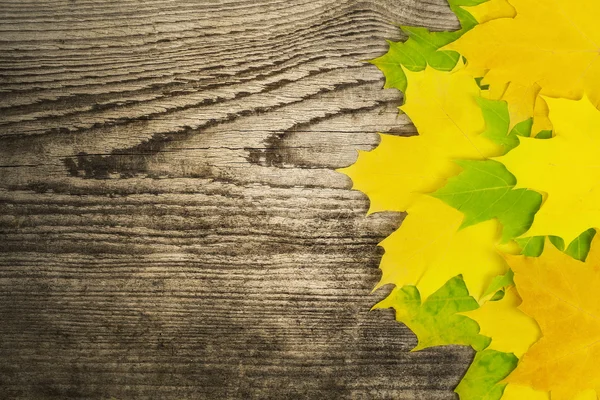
[
  {"left": 516, "top": 228, "right": 596, "bottom": 261},
  {"left": 432, "top": 160, "right": 542, "bottom": 242},
  {"left": 431, "top": 99, "right": 543, "bottom": 244},
  {"left": 455, "top": 349, "right": 518, "bottom": 400},
  {"left": 371, "top": 0, "right": 489, "bottom": 92},
  {"left": 375, "top": 275, "right": 491, "bottom": 351}
]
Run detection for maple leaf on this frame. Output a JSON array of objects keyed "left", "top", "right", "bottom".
[
  {"left": 446, "top": 0, "right": 600, "bottom": 108},
  {"left": 375, "top": 275, "right": 491, "bottom": 351},
  {"left": 339, "top": 65, "right": 503, "bottom": 214},
  {"left": 371, "top": 0, "right": 490, "bottom": 93},
  {"left": 432, "top": 159, "right": 542, "bottom": 242},
  {"left": 503, "top": 236, "right": 600, "bottom": 399},
  {"left": 376, "top": 195, "right": 507, "bottom": 301},
  {"left": 455, "top": 349, "right": 517, "bottom": 400},
  {"left": 497, "top": 95, "right": 600, "bottom": 243}
]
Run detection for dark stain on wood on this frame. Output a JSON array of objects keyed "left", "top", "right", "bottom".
[{"left": 0, "top": 0, "right": 472, "bottom": 398}]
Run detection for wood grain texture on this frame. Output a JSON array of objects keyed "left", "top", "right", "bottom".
[{"left": 0, "top": 1, "right": 473, "bottom": 399}]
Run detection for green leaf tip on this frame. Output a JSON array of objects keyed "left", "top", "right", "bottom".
[{"left": 482, "top": 270, "right": 514, "bottom": 299}]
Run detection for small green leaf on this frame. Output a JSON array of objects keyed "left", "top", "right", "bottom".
[
  {"left": 375, "top": 276, "right": 491, "bottom": 351},
  {"left": 455, "top": 349, "right": 518, "bottom": 400},
  {"left": 432, "top": 160, "right": 543, "bottom": 242}
]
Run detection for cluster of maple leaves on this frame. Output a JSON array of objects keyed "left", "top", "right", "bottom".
[{"left": 340, "top": 0, "right": 600, "bottom": 399}]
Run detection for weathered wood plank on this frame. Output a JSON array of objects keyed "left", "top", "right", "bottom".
[{"left": 0, "top": 1, "right": 473, "bottom": 398}]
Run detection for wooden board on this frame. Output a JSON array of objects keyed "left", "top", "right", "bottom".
[{"left": 0, "top": 1, "right": 473, "bottom": 398}]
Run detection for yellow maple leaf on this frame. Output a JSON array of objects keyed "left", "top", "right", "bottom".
[
  {"left": 497, "top": 95, "right": 600, "bottom": 243},
  {"left": 447, "top": 0, "right": 600, "bottom": 108},
  {"left": 339, "top": 65, "right": 502, "bottom": 214},
  {"left": 377, "top": 195, "right": 506, "bottom": 301},
  {"left": 462, "top": 286, "right": 540, "bottom": 357},
  {"left": 503, "top": 237, "right": 600, "bottom": 399}
]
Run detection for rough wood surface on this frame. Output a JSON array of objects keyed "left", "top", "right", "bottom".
[{"left": 0, "top": 1, "right": 474, "bottom": 399}]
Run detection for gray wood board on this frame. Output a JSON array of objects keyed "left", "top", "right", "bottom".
[{"left": 0, "top": 0, "right": 473, "bottom": 398}]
